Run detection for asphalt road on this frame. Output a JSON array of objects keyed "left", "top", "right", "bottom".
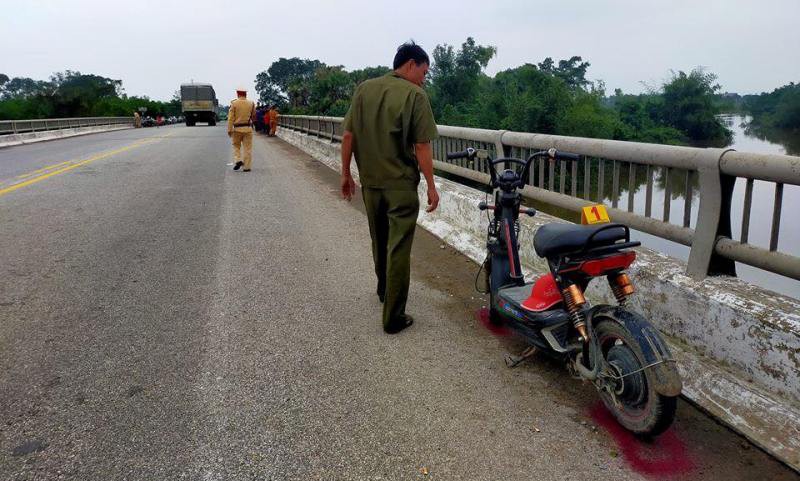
[{"left": 0, "top": 126, "right": 796, "bottom": 480}]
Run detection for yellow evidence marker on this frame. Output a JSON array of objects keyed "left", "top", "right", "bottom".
[{"left": 581, "top": 204, "right": 610, "bottom": 225}]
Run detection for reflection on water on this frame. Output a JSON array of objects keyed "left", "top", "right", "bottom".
[
  {"left": 587, "top": 115, "right": 799, "bottom": 298},
  {"left": 720, "top": 114, "right": 800, "bottom": 156},
  {"left": 717, "top": 115, "right": 799, "bottom": 298}
]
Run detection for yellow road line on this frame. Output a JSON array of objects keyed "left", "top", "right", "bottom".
[
  {"left": 15, "top": 160, "right": 74, "bottom": 179},
  {"left": 0, "top": 137, "right": 159, "bottom": 198}
]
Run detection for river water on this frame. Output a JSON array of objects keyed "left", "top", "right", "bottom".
[{"left": 629, "top": 115, "right": 799, "bottom": 298}]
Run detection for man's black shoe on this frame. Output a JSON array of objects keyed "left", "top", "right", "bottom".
[
  {"left": 384, "top": 314, "right": 413, "bottom": 334},
  {"left": 233, "top": 161, "right": 243, "bottom": 171}
]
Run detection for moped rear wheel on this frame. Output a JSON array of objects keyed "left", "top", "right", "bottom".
[{"left": 593, "top": 319, "right": 677, "bottom": 436}]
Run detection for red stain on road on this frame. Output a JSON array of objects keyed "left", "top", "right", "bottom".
[
  {"left": 476, "top": 308, "right": 511, "bottom": 336},
  {"left": 589, "top": 401, "right": 695, "bottom": 479}
]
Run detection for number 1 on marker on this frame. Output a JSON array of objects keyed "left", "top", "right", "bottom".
[{"left": 581, "top": 204, "right": 610, "bottom": 224}]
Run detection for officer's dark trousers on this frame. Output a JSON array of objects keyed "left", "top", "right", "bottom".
[{"left": 362, "top": 187, "right": 420, "bottom": 330}]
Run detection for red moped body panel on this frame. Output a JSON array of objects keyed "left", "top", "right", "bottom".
[
  {"left": 578, "top": 251, "right": 636, "bottom": 276},
  {"left": 521, "top": 273, "right": 563, "bottom": 312}
]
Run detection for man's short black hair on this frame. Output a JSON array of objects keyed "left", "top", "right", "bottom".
[{"left": 393, "top": 41, "right": 430, "bottom": 70}]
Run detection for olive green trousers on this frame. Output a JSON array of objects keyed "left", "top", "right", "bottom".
[{"left": 361, "top": 187, "right": 420, "bottom": 330}]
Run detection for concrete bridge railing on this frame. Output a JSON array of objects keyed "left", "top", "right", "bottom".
[
  {"left": 0, "top": 117, "right": 135, "bottom": 148},
  {"left": 0, "top": 117, "right": 134, "bottom": 135},
  {"left": 276, "top": 115, "right": 800, "bottom": 471},
  {"left": 279, "top": 115, "right": 800, "bottom": 284}
]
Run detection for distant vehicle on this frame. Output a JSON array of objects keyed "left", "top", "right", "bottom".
[
  {"left": 180, "top": 83, "right": 218, "bottom": 126},
  {"left": 142, "top": 116, "right": 155, "bottom": 127}
]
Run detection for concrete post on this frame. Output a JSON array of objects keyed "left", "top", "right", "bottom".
[{"left": 686, "top": 148, "right": 736, "bottom": 279}]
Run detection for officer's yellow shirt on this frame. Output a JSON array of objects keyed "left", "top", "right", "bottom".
[{"left": 227, "top": 97, "right": 255, "bottom": 132}]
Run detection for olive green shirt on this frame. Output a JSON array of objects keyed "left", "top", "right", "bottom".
[{"left": 343, "top": 72, "right": 438, "bottom": 190}]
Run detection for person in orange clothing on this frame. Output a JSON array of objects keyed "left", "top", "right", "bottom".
[
  {"left": 263, "top": 109, "right": 271, "bottom": 135},
  {"left": 268, "top": 105, "right": 279, "bottom": 136}
]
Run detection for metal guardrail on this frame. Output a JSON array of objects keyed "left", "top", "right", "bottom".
[
  {"left": 0, "top": 117, "right": 133, "bottom": 136},
  {"left": 279, "top": 115, "right": 800, "bottom": 282}
]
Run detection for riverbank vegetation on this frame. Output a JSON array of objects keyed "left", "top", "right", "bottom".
[
  {"left": 741, "top": 83, "right": 800, "bottom": 130},
  {"left": 0, "top": 71, "right": 180, "bottom": 120},
  {"left": 254, "top": 38, "right": 735, "bottom": 146}
]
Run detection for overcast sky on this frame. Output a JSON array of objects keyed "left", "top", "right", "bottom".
[{"left": 4, "top": 0, "right": 798, "bottom": 102}]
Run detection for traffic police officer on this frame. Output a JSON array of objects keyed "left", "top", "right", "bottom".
[
  {"left": 227, "top": 86, "right": 256, "bottom": 171},
  {"left": 340, "top": 42, "right": 439, "bottom": 334}
]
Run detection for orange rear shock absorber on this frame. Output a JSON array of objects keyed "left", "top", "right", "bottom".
[
  {"left": 609, "top": 272, "right": 635, "bottom": 306},
  {"left": 562, "top": 284, "right": 588, "bottom": 341}
]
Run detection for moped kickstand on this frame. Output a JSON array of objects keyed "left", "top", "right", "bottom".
[{"left": 504, "top": 346, "right": 538, "bottom": 368}]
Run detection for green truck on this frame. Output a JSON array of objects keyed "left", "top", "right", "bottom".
[{"left": 180, "top": 83, "right": 218, "bottom": 126}]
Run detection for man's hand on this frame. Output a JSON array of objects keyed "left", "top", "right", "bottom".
[
  {"left": 426, "top": 185, "right": 440, "bottom": 212},
  {"left": 341, "top": 173, "right": 356, "bottom": 201},
  {"left": 227, "top": 130, "right": 232, "bottom": 138}
]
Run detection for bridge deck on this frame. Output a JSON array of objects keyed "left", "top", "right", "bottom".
[{"left": 0, "top": 126, "right": 795, "bottom": 480}]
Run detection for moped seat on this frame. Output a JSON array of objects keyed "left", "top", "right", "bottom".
[{"left": 533, "top": 223, "right": 628, "bottom": 258}]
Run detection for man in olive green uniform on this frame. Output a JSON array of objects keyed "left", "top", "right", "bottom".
[
  {"left": 341, "top": 42, "right": 439, "bottom": 334},
  {"left": 227, "top": 86, "right": 256, "bottom": 171}
]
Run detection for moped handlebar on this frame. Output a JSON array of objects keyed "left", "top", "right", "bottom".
[
  {"left": 446, "top": 147, "right": 581, "bottom": 190},
  {"left": 446, "top": 147, "right": 476, "bottom": 160},
  {"left": 553, "top": 151, "right": 580, "bottom": 161},
  {"left": 478, "top": 201, "right": 536, "bottom": 217}
]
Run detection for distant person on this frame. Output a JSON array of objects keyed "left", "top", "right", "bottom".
[
  {"left": 340, "top": 41, "right": 439, "bottom": 334},
  {"left": 133, "top": 111, "right": 141, "bottom": 128},
  {"left": 255, "top": 105, "right": 266, "bottom": 133},
  {"left": 268, "top": 106, "right": 279, "bottom": 136},
  {"left": 263, "top": 109, "right": 271, "bottom": 135},
  {"left": 227, "top": 86, "right": 256, "bottom": 172},
  {"left": 156, "top": 115, "right": 163, "bottom": 127}
]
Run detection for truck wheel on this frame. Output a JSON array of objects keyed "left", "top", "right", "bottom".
[{"left": 208, "top": 120, "right": 216, "bottom": 126}]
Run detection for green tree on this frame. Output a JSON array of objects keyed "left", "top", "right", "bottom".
[
  {"left": 660, "top": 68, "right": 731, "bottom": 143},
  {"left": 349, "top": 66, "right": 391, "bottom": 86},
  {"left": 557, "top": 92, "right": 624, "bottom": 139},
  {"left": 255, "top": 71, "right": 285, "bottom": 106},
  {"left": 537, "top": 56, "right": 592, "bottom": 90},
  {"left": 255, "top": 57, "right": 325, "bottom": 108},
  {"left": 0, "top": 71, "right": 179, "bottom": 120},
  {"left": 428, "top": 37, "right": 496, "bottom": 120},
  {"left": 478, "top": 64, "right": 572, "bottom": 134},
  {"left": 49, "top": 71, "right": 121, "bottom": 117},
  {"left": 743, "top": 82, "right": 800, "bottom": 130},
  {"left": 0, "top": 77, "right": 49, "bottom": 99},
  {"left": 309, "top": 66, "right": 354, "bottom": 116}
]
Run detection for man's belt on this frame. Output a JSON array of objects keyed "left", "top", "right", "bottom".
[{"left": 233, "top": 122, "right": 251, "bottom": 127}]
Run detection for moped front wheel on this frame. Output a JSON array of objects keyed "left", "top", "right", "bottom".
[
  {"left": 593, "top": 319, "right": 677, "bottom": 436},
  {"left": 485, "top": 257, "right": 503, "bottom": 325}
]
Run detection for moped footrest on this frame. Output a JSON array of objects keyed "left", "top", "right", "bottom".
[{"left": 504, "top": 346, "right": 537, "bottom": 368}]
